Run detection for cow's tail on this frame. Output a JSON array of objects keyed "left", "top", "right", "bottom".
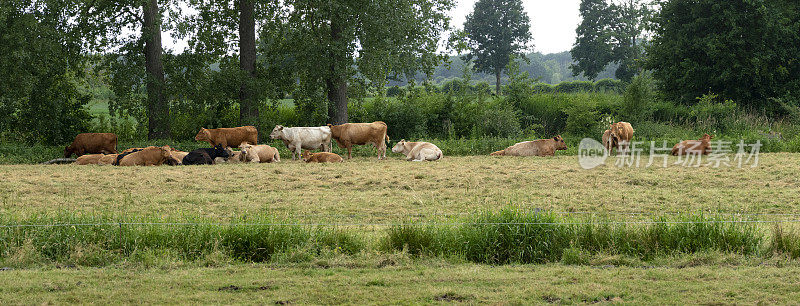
[
  {"left": 385, "top": 134, "right": 390, "bottom": 143},
  {"left": 41, "top": 158, "right": 77, "bottom": 165}
]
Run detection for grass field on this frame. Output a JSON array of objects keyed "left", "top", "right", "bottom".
[{"left": 3, "top": 153, "right": 800, "bottom": 303}]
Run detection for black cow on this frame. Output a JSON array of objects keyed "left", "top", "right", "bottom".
[{"left": 182, "top": 144, "right": 230, "bottom": 165}]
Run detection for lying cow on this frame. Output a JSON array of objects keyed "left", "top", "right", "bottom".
[
  {"left": 98, "top": 154, "right": 119, "bottom": 165},
  {"left": 269, "top": 125, "right": 332, "bottom": 160},
  {"left": 64, "top": 133, "right": 118, "bottom": 158},
  {"left": 302, "top": 150, "right": 343, "bottom": 163},
  {"left": 391, "top": 140, "right": 443, "bottom": 161},
  {"left": 490, "top": 136, "right": 568, "bottom": 157},
  {"left": 195, "top": 126, "right": 257, "bottom": 148},
  {"left": 182, "top": 144, "right": 231, "bottom": 165},
  {"left": 74, "top": 154, "right": 106, "bottom": 165},
  {"left": 328, "top": 121, "right": 389, "bottom": 160},
  {"left": 240, "top": 144, "right": 280, "bottom": 163},
  {"left": 672, "top": 134, "right": 713, "bottom": 156},
  {"left": 214, "top": 149, "right": 243, "bottom": 164},
  {"left": 610, "top": 122, "right": 634, "bottom": 153},
  {"left": 117, "top": 146, "right": 172, "bottom": 166},
  {"left": 602, "top": 129, "right": 619, "bottom": 155}
]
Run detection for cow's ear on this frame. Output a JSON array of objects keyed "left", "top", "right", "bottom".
[
  {"left": 278, "top": 125, "right": 284, "bottom": 130},
  {"left": 326, "top": 124, "right": 332, "bottom": 127}
]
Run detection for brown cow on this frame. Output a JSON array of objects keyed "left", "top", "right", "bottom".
[
  {"left": 490, "top": 136, "right": 568, "bottom": 157},
  {"left": 602, "top": 129, "right": 619, "bottom": 155},
  {"left": 194, "top": 126, "right": 258, "bottom": 148},
  {"left": 609, "top": 122, "right": 634, "bottom": 153},
  {"left": 117, "top": 146, "right": 172, "bottom": 166},
  {"left": 672, "top": 134, "right": 713, "bottom": 156},
  {"left": 64, "top": 133, "right": 118, "bottom": 158},
  {"left": 74, "top": 154, "right": 105, "bottom": 165},
  {"left": 98, "top": 154, "right": 119, "bottom": 165},
  {"left": 302, "top": 150, "right": 343, "bottom": 163},
  {"left": 327, "top": 121, "right": 390, "bottom": 159}
]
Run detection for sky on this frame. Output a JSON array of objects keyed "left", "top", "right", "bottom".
[{"left": 162, "top": 0, "right": 582, "bottom": 55}]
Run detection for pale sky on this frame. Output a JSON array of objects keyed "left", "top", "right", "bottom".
[{"left": 163, "top": 0, "right": 581, "bottom": 55}]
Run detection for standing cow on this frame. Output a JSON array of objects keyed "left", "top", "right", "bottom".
[
  {"left": 64, "top": 133, "right": 118, "bottom": 158},
  {"left": 195, "top": 126, "right": 258, "bottom": 148},
  {"left": 609, "top": 122, "right": 634, "bottom": 153},
  {"left": 269, "top": 125, "right": 332, "bottom": 160},
  {"left": 328, "top": 121, "right": 390, "bottom": 160}
]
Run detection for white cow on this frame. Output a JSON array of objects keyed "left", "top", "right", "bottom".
[
  {"left": 269, "top": 125, "right": 332, "bottom": 160},
  {"left": 391, "top": 139, "right": 443, "bottom": 161}
]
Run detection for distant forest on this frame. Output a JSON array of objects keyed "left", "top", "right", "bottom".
[{"left": 388, "top": 51, "right": 619, "bottom": 86}]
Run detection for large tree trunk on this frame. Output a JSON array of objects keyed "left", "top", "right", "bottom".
[
  {"left": 143, "top": 0, "right": 169, "bottom": 139},
  {"left": 326, "top": 20, "right": 348, "bottom": 125},
  {"left": 495, "top": 68, "right": 502, "bottom": 95},
  {"left": 238, "top": 0, "right": 258, "bottom": 126}
]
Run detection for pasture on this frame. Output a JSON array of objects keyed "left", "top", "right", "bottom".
[{"left": 3, "top": 153, "right": 800, "bottom": 303}]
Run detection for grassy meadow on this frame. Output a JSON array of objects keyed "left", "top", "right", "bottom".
[{"left": 3, "top": 153, "right": 800, "bottom": 303}]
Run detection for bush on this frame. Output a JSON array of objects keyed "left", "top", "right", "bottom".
[
  {"left": 594, "top": 78, "right": 625, "bottom": 93},
  {"left": 565, "top": 103, "right": 600, "bottom": 137},
  {"left": 554, "top": 81, "right": 595, "bottom": 93},
  {"left": 532, "top": 83, "right": 553, "bottom": 93},
  {"left": 621, "top": 74, "right": 656, "bottom": 123},
  {"left": 689, "top": 94, "right": 738, "bottom": 132}
]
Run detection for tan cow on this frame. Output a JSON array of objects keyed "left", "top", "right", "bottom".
[
  {"left": 391, "top": 140, "right": 443, "bottom": 161},
  {"left": 98, "top": 154, "right": 119, "bottom": 165},
  {"left": 74, "top": 154, "right": 105, "bottom": 165},
  {"left": 240, "top": 144, "right": 280, "bottom": 163},
  {"left": 327, "top": 121, "right": 390, "bottom": 159},
  {"left": 195, "top": 126, "right": 258, "bottom": 148},
  {"left": 602, "top": 129, "right": 619, "bottom": 155},
  {"left": 215, "top": 149, "right": 243, "bottom": 164},
  {"left": 302, "top": 150, "right": 344, "bottom": 163},
  {"left": 672, "top": 134, "right": 713, "bottom": 156},
  {"left": 64, "top": 133, "right": 117, "bottom": 157},
  {"left": 117, "top": 146, "right": 172, "bottom": 166},
  {"left": 610, "top": 122, "right": 634, "bottom": 153},
  {"left": 490, "top": 136, "right": 568, "bottom": 157}
]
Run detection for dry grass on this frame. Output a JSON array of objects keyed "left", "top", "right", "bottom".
[{"left": 1, "top": 153, "right": 799, "bottom": 221}]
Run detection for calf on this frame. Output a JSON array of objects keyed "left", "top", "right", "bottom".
[
  {"left": 302, "top": 150, "right": 343, "bottom": 163},
  {"left": 610, "top": 122, "right": 634, "bottom": 153},
  {"left": 269, "top": 125, "right": 332, "bottom": 160},
  {"left": 64, "top": 133, "right": 118, "bottom": 157},
  {"left": 240, "top": 144, "right": 280, "bottom": 163},
  {"left": 117, "top": 146, "right": 172, "bottom": 166},
  {"left": 182, "top": 144, "right": 230, "bottom": 165},
  {"left": 215, "top": 149, "right": 243, "bottom": 164},
  {"left": 490, "top": 136, "right": 568, "bottom": 157},
  {"left": 602, "top": 129, "right": 619, "bottom": 155},
  {"left": 672, "top": 134, "right": 713, "bottom": 156},
  {"left": 74, "top": 154, "right": 105, "bottom": 165},
  {"left": 327, "top": 121, "right": 390, "bottom": 159},
  {"left": 391, "top": 140, "right": 443, "bottom": 161},
  {"left": 195, "top": 126, "right": 257, "bottom": 148},
  {"left": 98, "top": 154, "right": 119, "bottom": 165}
]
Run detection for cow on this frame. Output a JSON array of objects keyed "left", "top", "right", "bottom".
[
  {"left": 391, "top": 140, "right": 443, "bottom": 161},
  {"left": 602, "top": 129, "right": 619, "bottom": 155},
  {"left": 168, "top": 149, "right": 189, "bottom": 165},
  {"left": 98, "top": 154, "right": 119, "bottom": 165},
  {"left": 490, "top": 136, "right": 568, "bottom": 157},
  {"left": 64, "top": 133, "right": 118, "bottom": 158},
  {"left": 610, "top": 122, "right": 634, "bottom": 153},
  {"left": 327, "top": 121, "right": 390, "bottom": 160},
  {"left": 214, "top": 149, "right": 243, "bottom": 164},
  {"left": 117, "top": 146, "right": 172, "bottom": 166},
  {"left": 194, "top": 126, "right": 258, "bottom": 148},
  {"left": 269, "top": 125, "right": 332, "bottom": 160},
  {"left": 240, "top": 144, "right": 280, "bottom": 163},
  {"left": 672, "top": 134, "right": 713, "bottom": 156},
  {"left": 302, "top": 150, "right": 343, "bottom": 163},
  {"left": 182, "top": 144, "right": 230, "bottom": 165},
  {"left": 74, "top": 154, "right": 105, "bottom": 165}
]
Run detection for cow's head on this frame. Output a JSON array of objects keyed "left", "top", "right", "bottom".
[
  {"left": 553, "top": 135, "right": 567, "bottom": 150},
  {"left": 701, "top": 134, "right": 713, "bottom": 141},
  {"left": 64, "top": 145, "right": 74, "bottom": 158},
  {"left": 195, "top": 128, "right": 210, "bottom": 142},
  {"left": 391, "top": 139, "right": 407, "bottom": 153},
  {"left": 159, "top": 146, "right": 172, "bottom": 159},
  {"left": 301, "top": 150, "right": 313, "bottom": 161},
  {"left": 239, "top": 143, "right": 253, "bottom": 158},
  {"left": 213, "top": 144, "right": 230, "bottom": 158},
  {"left": 269, "top": 125, "right": 284, "bottom": 139}
]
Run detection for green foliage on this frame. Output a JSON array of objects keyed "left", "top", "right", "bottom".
[
  {"left": 621, "top": 74, "right": 656, "bottom": 123},
  {"left": 554, "top": 81, "right": 595, "bottom": 93},
  {"left": 565, "top": 103, "right": 600, "bottom": 136},
  {"left": 646, "top": 0, "right": 800, "bottom": 111}
]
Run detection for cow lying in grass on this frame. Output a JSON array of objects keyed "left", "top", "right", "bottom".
[
  {"left": 301, "top": 150, "right": 343, "bottom": 163},
  {"left": 182, "top": 144, "right": 230, "bottom": 165},
  {"left": 672, "top": 134, "right": 713, "bottom": 156},
  {"left": 490, "top": 136, "right": 567, "bottom": 157},
  {"left": 240, "top": 144, "right": 280, "bottom": 163},
  {"left": 117, "top": 146, "right": 173, "bottom": 166},
  {"left": 391, "top": 140, "right": 443, "bottom": 161}
]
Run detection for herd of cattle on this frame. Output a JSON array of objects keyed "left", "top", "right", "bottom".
[{"left": 58, "top": 120, "right": 715, "bottom": 166}]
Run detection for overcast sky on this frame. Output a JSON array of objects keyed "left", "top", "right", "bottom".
[{"left": 163, "top": 0, "right": 581, "bottom": 55}]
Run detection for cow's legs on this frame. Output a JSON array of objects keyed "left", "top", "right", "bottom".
[
  {"left": 294, "top": 146, "right": 302, "bottom": 161},
  {"left": 347, "top": 147, "right": 352, "bottom": 159}
]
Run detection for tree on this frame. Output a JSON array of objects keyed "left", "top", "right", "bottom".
[
  {"left": 237, "top": 0, "right": 258, "bottom": 126},
  {"left": 78, "top": 0, "right": 171, "bottom": 140},
  {"left": 646, "top": 0, "right": 800, "bottom": 109},
  {"left": 285, "top": 0, "right": 454, "bottom": 124},
  {"left": 570, "top": 0, "right": 650, "bottom": 81},
  {"left": 463, "top": 0, "right": 532, "bottom": 95},
  {"left": 0, "top": 0, "right": 92, "bottom": 144}
]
